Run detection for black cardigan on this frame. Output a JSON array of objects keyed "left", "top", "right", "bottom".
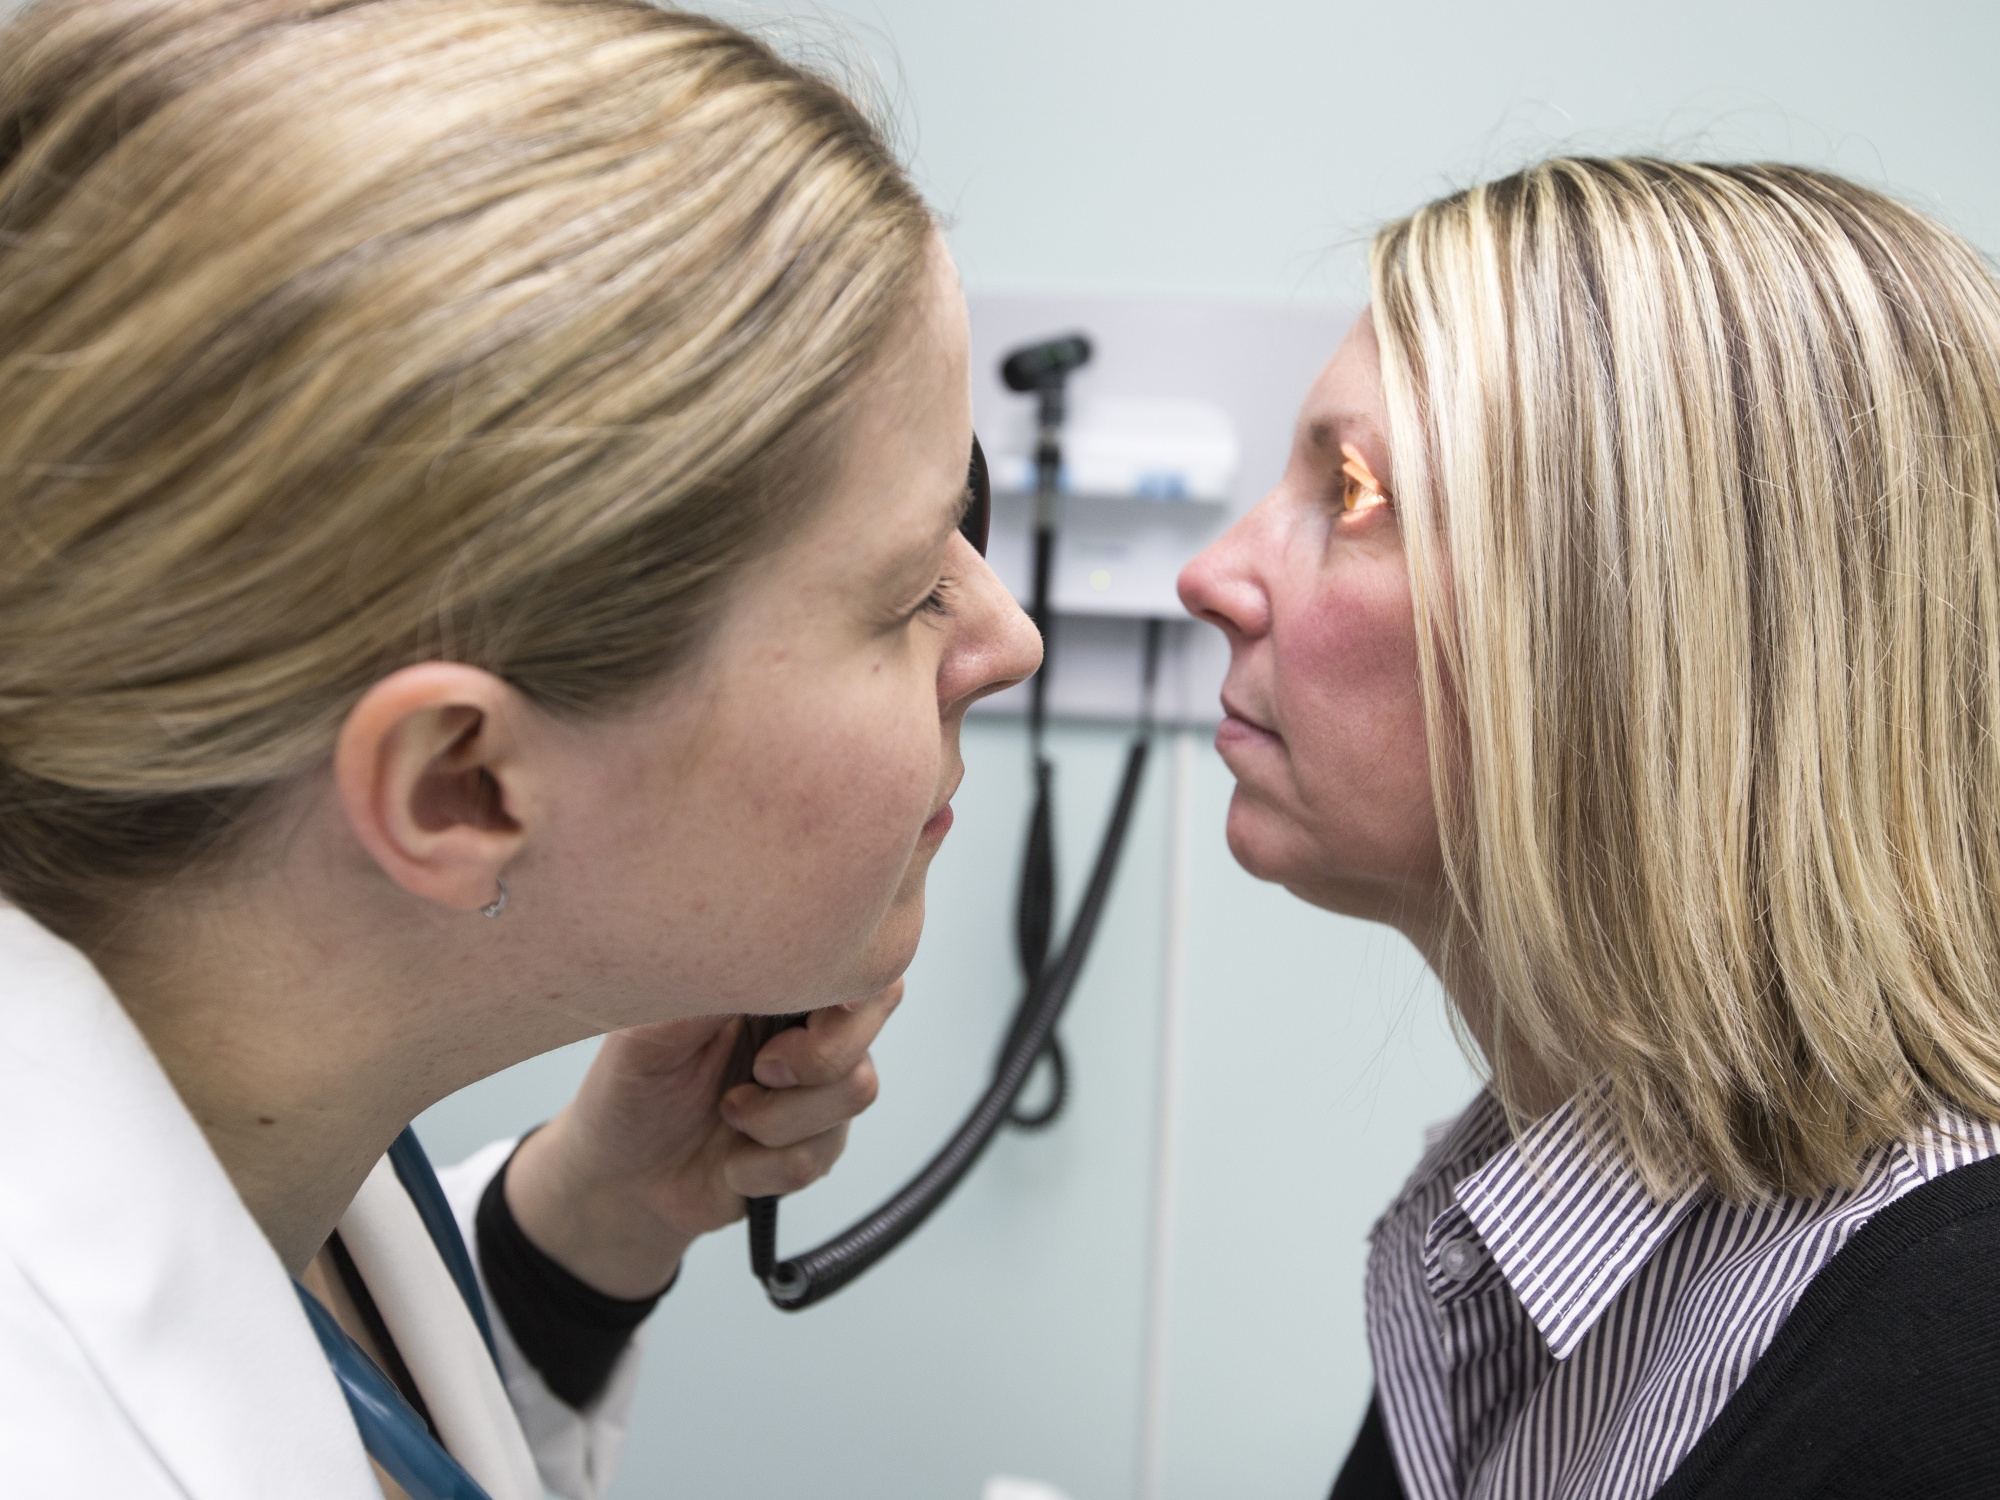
[{"left": 1331, "top": 1151, "right": 2000, "bottom": 1500}]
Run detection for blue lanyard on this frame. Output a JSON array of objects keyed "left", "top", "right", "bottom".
[
  {"left": 295, "top": 1283, "right": 494, "bottom": 1500},
  {"left": 294, "top": 1129, "right": 501, "bottom": 1500}
]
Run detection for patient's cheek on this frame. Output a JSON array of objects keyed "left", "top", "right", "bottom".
[
  {"left": 1283, "top": 566, "right": 1434, "bottom": 853},
  {"left": 1287, "top": 577, "right": 1423, "bottom": 741}
]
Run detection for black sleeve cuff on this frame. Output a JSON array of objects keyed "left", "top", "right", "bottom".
[{"left": 475, "top": 1141, "right": 676, "bottom": 1410}]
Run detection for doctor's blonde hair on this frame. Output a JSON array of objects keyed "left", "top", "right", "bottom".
[
  {"left": 1373, "top": 159, "right": 2000, "bottom": 1198},
  {"left": 0, "top": 0, "right": 931, "bottom": 939}
]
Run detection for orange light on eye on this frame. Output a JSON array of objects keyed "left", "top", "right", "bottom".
[{"left": 1339, "top": 442, "right": 1388, "bottom": 513}]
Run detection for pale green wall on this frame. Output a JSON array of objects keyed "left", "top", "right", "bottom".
[
  {"left": 519, "top": 2, "right": 1998, "bottom": 1494},
  {"left": 11, "top": 0, "right": 1996, "bottom": 1493},
  {"left": 433, "top": 0, "right": 2000, "bottom": 1494},
  {"left": 759, "top": 0, "right": 2000, "bottom": 306}
]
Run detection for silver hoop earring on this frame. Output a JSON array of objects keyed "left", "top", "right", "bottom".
[{"left": 480, "top": 877, "right": 509, "bottom": 919}]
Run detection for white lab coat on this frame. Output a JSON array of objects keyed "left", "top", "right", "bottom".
[{"left": 0, "top": 906, "right": 640, "bottom": 1500}]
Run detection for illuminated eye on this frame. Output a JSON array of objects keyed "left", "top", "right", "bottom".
[{"left": 1339, "top": 441, "right": 1389, "bottom": 514}]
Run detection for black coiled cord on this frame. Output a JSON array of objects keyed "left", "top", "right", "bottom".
[
  {"left": 1008, "top": 730, "right": 1063, "bottom": 1129},
  {"left": 744, "top": 334, "right": 1166, "bottom": 1309},
  {"left": 747, "top": 620, "right": 1166, "bottom": 1310},
  {"left": 1005, "top": 606, "right": 1163, "bottom": 1135},
  {"left": 754, "top": 726, "right": 1152, "bottom": 1309}
]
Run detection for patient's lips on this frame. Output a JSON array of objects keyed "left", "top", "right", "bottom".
[{"left": 1216, "top": 691, "right": 1281, "bottom": 753}]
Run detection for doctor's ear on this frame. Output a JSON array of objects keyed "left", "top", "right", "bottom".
[{"left": 333, "top": 664, "right": 533, "bottom": 913}]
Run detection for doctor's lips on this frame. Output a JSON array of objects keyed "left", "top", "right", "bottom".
[{"left": 920, "top": 777, "right": 962, "bottom": 839}]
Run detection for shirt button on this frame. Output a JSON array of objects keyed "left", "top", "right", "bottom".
[{"left": 1438, "top": 1237, "right": 1482, "bottom": 1283}]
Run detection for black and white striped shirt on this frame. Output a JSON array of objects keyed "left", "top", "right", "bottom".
[{"left": 1364, "top": 1088, "right": 2000, "bottom": 1500}]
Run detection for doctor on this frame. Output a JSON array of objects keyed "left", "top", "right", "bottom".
[{"left": 0, "top": 1, "right": 1039, "bottom": 1497}]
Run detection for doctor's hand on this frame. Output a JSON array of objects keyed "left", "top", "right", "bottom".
[{"left": 500, "top": 980, "right": 901, "bottom": 1299}]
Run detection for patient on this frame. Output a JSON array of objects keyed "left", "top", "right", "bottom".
[{"left": 1180, "top": 158, "right": 2000, "bottom": 1499}]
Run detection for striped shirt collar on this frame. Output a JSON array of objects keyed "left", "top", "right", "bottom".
[
  {"left": 1447, "top": 1088, "right": 1702, "bottom": 1360},
  {"left": 1368, "top": 1091, "right": 2000, "bottom": 1500}
]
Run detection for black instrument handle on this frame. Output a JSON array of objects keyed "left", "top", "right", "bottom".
[{"left": 739, "top": 1012, "right": 809, "bottom": 1281}]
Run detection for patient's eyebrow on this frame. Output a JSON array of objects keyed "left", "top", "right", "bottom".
[{"left": 1306, "top": 411, "right": 1381, "bottom": 457}]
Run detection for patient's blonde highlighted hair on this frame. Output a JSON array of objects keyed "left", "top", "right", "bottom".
[
  {"left": 0, "top": 0, "right": 931, "bottom": 938},
  {"left": 1373, "top": 159, "right": 2000, "bottom": 1197}
]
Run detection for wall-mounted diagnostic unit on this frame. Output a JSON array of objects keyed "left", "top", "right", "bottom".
[
  {"left": 740, "top": 294, "right": 1358, "bottom": 1311},
  {"left": 984, "top": 392, "right": 1239, "bottom": 621}
]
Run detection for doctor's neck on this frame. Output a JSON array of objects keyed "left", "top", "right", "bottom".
[{"left": 91, "top": 788, "right": 596, "bottom": 1274}]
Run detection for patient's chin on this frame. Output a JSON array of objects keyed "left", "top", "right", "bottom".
[{"left": 1223, "top": 789, "right": 1313, "bottom": 887}]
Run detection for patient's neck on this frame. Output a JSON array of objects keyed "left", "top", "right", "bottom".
[{"left": 1401, "top": 910, "right": 1568, "bottom": 1120}]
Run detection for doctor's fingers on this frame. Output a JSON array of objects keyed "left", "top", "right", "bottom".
[
  {"left": 721, "top": 1054, "right": 879, "bottom": 1148},
  {"left": 723, "top": 1121, "right": 850, "bottom": 1199},
  {"left": 749, "top": 979, "right": 903, "bottom": 1089}
]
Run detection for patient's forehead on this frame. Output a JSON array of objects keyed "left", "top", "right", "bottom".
[{"left": 1297, "top": 316, "right": 1388, "bottom": 461}]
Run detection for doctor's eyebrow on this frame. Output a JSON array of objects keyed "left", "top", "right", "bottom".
[
  {"left": 937, "top": 452, "right": 986, "bottom": 547},
  {"left": 908, "top": 484, "right": 964, "bottom": 565},
  {"left": 873, "top": 478, "right": 972, "bottom": 591}
]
